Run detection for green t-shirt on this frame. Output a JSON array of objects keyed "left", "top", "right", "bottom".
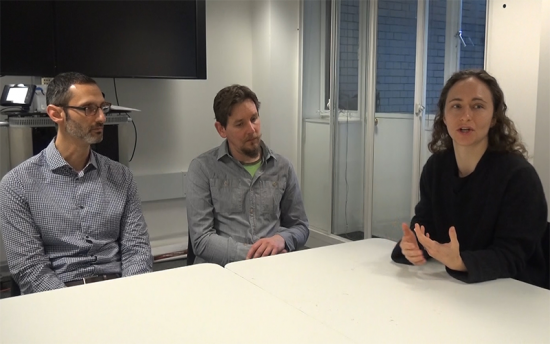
[{"left": 243, "top": 159, "right": 262, "bottom": 177}]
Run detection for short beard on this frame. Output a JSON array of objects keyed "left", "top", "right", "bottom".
[
  {"left": 66, "top": 112, "right": 103, "bottom": 144},
  {"left": 242, "top": 144, "right": 261, "bottom": 158},
  {"left": 241, "top": 134, "right": 262, "bottom": 158}
]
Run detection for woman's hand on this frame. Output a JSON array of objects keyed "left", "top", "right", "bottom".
[
  {"left": 399, "top": 223, "right": 426, "bottom": 265},
  {"left": 414, "top": 225, "right": 467, "bottom": 271}
]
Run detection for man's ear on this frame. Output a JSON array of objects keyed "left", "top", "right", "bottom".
[
  {"left": 214, "top": 121, "right": 227, "bottom": 138},
  {"left": 46, "top": 105, "right": 64, "bottom": 126}
]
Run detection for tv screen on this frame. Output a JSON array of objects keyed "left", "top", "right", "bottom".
[
  {"left": 0, "top": 1, "right": 57, "bottom": 76},
  {"left": 0, "top": 0, "right": 206, "bottom": 79}
]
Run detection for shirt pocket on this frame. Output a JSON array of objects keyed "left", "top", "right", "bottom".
[
  {"left": 259, "top": 180, "right": 285, "bottom": 215},
  {"left": 210, "top": 179, "right": 245, "bottom": 214}
]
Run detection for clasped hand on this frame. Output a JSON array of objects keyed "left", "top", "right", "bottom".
[{"left": 400, "top": 223, "right": 466, "bottom": 271}]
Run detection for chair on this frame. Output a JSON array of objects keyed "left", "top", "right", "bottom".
[
  {"left": 10, "top": 276, "right": 21, "bottom": 297},
  {"left": 542, "top": 222, "right": 550, "bottom": 289},
  {"left": 186, "top": 233, "right": 195, "bottom": 266}
]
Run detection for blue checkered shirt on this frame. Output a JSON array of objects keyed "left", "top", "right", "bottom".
[{"left": 0, "top": 140, "right": 153, "bottom": 294}]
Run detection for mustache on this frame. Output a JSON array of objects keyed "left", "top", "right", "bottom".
[{"left": 247, "top": 134, "right": 261, "bottom": 141}]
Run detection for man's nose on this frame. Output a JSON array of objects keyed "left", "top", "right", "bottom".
[
  {"left": 96, "top": 108, "right": 107, "bottom": 123},
  {"left": 247, "top": 121, "right": 256, "bottom": 133}
]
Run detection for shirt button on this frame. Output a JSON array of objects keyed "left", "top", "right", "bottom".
[
  {"left": 250, "top": 208, "right": 254, "bottom": 214},
  {"left": 79, "top": 205, "right": 84, "bottom": 209}
]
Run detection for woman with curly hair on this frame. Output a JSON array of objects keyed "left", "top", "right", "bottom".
[{"left": 391, "top": 69, "right": 549, "bottom": 289}]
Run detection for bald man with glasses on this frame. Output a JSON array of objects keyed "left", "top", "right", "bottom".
[{"left": 0, "top": 72, "right": 153, "bottom": 295}]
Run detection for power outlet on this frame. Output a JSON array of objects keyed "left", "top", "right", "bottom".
[{"left": 41, "top": 77, "right": 53, "bottom": 85}]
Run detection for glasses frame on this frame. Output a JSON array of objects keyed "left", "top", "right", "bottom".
[{"left": 62, "top": 102, "right": 112, "bottom": 117}]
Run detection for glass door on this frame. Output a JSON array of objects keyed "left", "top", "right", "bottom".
[
  {"left": 330, "top": 0, "right": 366, "bottom": 240},
  {"left": 300, "top": 0, "right": 366, "bottom": 242},
  {"left": 370, "top": 0, "right": 421, "bottom": 241},
  {"left": 300, "top": 0, "right": 486, "bottom": 244},
  {"left": 371, "top": 0, "right": 487, "bottom": 241}
]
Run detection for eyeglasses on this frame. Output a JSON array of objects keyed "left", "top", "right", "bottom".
[{"left": 62, "top": 102, "right": 112, "bottom": 116}]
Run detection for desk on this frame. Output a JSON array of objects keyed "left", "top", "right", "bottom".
[
  {"left": 226, "top": 239, "right": 550, "bottom": 343},
  {"left": 0, "top": 264, "right": 354, "bottom": 344}
]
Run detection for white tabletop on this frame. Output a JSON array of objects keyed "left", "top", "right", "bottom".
[
  {"left": 0, "top": 264, "right": 354, "bottom": 344},
  {"left": 226, "top": 238, "right": 550, "bottom": 344}
]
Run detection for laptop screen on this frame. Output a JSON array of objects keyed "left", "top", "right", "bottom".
[{"left": 1, "top": 84, "right": 36, "bottom": 107}]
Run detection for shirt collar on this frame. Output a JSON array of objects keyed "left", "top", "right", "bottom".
[
  {"left": 216, "top": 139, "right": 276, "bottom": 162},
  {"left": 45, "top": 138, "right": 98, "bottom": 172}
]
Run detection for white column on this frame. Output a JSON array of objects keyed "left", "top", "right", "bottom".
[
  {"left": 486, "top": 0, "right": 543, "bottom": 156},
  {"left": 533, "top": 0, "right": 550, "bottom": 219}
]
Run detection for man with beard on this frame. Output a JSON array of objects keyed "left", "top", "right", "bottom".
[
  {"left": 0, "top": 72, "right": 153, "bottom": 294},
  {"left": 186, "top": 85, "right": 309, "bottom": 266}
]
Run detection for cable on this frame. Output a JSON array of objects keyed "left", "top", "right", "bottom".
[
  {"left": 113, "top": 78, "right": 120, "bottom": 105},
  {"left": 113, "top": 78, "right": 137, "bottom": 162},
  {"left": 124, "top": 113, "right": 138, "bottom": 162}
]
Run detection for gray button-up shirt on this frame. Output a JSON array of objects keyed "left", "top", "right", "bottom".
[
  {"left": 186, "top": 140, "right": 309, "bottom": 266},
  {"left": 0, "top": 140, "right": 153, "bottom": 294}
]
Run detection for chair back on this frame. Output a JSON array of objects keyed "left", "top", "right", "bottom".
[
  {"left": 10, "top": 276, "right": 20, "bottom": 297},
  {"left": 542, "top": 222, "right": 550, "bottom": 289},
  {"left": 186, "top": 233, "right": 195, "bottom": 266}
]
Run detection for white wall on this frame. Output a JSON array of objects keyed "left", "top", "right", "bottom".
[
  {"left": 487, "top": 0, "right": 549, "bottom": 219},
  {"left": 533, "top": 0, "right": 550, "bottom": 218},
  {"left": 252, "top": 0, "right": 301, "bottom": 169},
  {"left": 486, "top": 0, "right": 542, "bottom": 156}
]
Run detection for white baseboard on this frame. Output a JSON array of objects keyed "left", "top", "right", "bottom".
[
  {"left": 135, "top": 172, "right": 187, "bottom": 202},
  {"left": 150, "top": 233, "right": 188, "bottom": 256}
]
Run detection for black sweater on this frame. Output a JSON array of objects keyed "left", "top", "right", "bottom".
[{"left": 391, "top": 149, "right": 549, "bottom": 288}]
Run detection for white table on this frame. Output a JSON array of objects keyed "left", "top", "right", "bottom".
[
  {"left": 226, "top": 238, "right": 550, "bottom": 343},
  {"left": 0, "top": 264, "right": 354, "bottom": 344}
]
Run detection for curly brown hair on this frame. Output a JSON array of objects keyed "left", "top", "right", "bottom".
[{"left": 428, "top": 69, "right": 527, "bottom": 158}]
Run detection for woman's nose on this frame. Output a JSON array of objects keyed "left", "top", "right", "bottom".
[{"left": 460, "top": 108, "right": 472, "bottom": 121}]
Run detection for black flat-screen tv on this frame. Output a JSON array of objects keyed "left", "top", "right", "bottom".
[
  {"left": 0, "top": 1, "right": 57, "bottom": 77},
  {"left": 0, "top": 0, "right": 206, "bottom": 79}
]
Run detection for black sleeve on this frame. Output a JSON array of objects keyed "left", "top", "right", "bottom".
[
  {"left": 391, "top": 160, "right": 434, "bottom": 264},
  {"left": 447, "top": 165, "right": 548, "bottom": 284}
]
